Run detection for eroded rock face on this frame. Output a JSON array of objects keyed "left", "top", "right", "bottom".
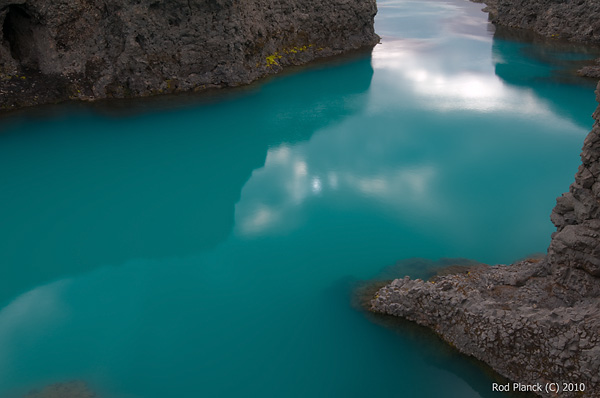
[
  {"left": 371, "top": 260, "right": 600, "bottom": 397},
  {"left": 550, "top": 86, "right": 600, "bottom": 286},
  {"left": 480, "top": 0, "right": 600, "bottom": 77},
  {"left": 0, "top": 0, "right": 378, "bottom": 109},
  {"left": 481, "top": 0, "right": 600, "bottom": 44}
]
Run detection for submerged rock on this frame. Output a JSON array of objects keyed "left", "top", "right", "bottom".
[
  {"left": 25, "top": 381, "right": 96, "bottom": 398},
  {"left": 578, "top": 59, "right": 600, "bottom": 78},
  {"left": 0, "top": 0, "right": 378, "bottom": 110}
]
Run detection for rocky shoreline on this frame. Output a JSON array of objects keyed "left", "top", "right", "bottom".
[
  {"left": 371, "top": 257, "right": 600, "bottom": 397},
  {"left": 0, "top": 0, "right": 378, "bottom": 111},
  {"left": 478, "top": 0, "right": 600, "bottom": 78},
  {"left": 370, "top": 1, "right": 600, "bottom": 396},
  {"left": 480, "top": 0, "right": 600, "bottom": 44}
]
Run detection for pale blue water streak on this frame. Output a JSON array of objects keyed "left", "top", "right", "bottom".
[{"left": 0, "top": 0, "right": 598, "bottom": 397}]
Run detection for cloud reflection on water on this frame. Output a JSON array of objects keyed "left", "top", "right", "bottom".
[
  {"left": 370, "top": 38, "right": 554, "bottom": 115},
  {"left": 236, "top": 136, "right": 440, "bottom": 237}
]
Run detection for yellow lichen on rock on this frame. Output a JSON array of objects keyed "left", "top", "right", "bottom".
[
  {"left": 265, "top": 52, "right": 282, "bottom": 66},
  {"left": 267, "top": 44, "right": 316, "bottom": 65}
]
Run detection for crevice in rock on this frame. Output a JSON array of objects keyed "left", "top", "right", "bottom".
[{"left": 2, "top": 4, "right": 38, "bottom": 70}]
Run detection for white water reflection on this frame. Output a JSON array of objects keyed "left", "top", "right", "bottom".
[
  {"left": 241, "top": 206, "right": 279, "bottom": 235},
  {"left": 311, "top": 176, "right": 322, "bottom": 194},
  {"left": 235, "top": 133, "right": 441, "bottom": 237},
  {"left": 370, "top": 38, "right": 548, "bottom": 114},
  {"left": 347, "top": 167, "right": 435, "bottom": 199},
  {"left": 370, "top": 0, "right": 573, "bottom": 117},
  {"left": 0, "top": 281, "right": 68, "bottom": 378}
]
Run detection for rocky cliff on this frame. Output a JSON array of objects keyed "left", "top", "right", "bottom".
[
  {"left": 370, "top": 1, "right": 600, "bottom": 397},
  {"left": 549, "top": 93, "right": 600, "bottom": 294},
  {"left": 479, "top": 0, "right": 600, "bottom": 77},
  {"left": 480, "top": 0, "right": 600, "bottom": 44},
  {"left": 481, "top": 0, "right": 600, "bottom": 279},
  {"left": 0, "top": 0, "right": 378, "bottom": 110}
]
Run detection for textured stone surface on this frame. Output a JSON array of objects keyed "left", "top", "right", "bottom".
[
  {"left": 550, "top": 87, "right": 600, "bottom": 282},
  {"left": 371, "top": 260, "right": 600, "bottom": 397},
  {"left": 0, "top": 0, "right": 378, "bottom": 110},
  {"left": 481, "top": 0, "right": 600, "bottom": 44},
  {"left": 578, "top": 63, "right": 600, "bottom": 79}
]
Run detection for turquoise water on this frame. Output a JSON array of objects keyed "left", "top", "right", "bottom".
[{"left": 0, "top": 0, "right": 598, "bottom": 397}]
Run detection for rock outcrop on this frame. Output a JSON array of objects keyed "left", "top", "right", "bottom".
[
  {"left": 0, "top": 0, "right": 378, "bottom": 110},
  {"left": 479, "top": 0, "right": 600, "bottom": 77},
  {"left": 370, "top": 2, "right": 600, "bottom": 396},
  {"left": 480, "top": 0, "right": 600, "bottom": 44},
  {"left": 550, "top": 97, "right": 600, "bottom": 289},
  {"left": 371, "top": 257, "right": 600, "bottom": 397}
]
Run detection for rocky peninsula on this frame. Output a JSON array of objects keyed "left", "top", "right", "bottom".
[
  {"left": 371, "top": 1, "right": 600, "bottom": 397},
  {"left": 0, "top": 0, "right": 378, "bottom": 110}
]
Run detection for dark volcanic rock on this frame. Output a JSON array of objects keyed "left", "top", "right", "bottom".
[
  {"left": 0, "top": 0, "right": 378, "bottom": 110},
  {"left": 578, "top": 64, "right": 600, "bottom": 79},
  {"left": 550, "top": 85, "right": 600, "bottom": 285},
  {"left": 479, "top": 0, "right": 600, "bottom": 79},
  {"left": 371, "top": 259, "right": 600, "bottom": 397},
  {"left": 577, "top": 58, "right": 600, "bottom": 79},
  {"left": 481, "top": 0, "right": 600, "bottom": 44}
]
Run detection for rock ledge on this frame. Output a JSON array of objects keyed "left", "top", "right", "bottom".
[
  {"left": 371, "top": 259, "right": 600, "bottom": 397},
  {"left": 0, "top": 0, "right": 378, "bottom": 110}
]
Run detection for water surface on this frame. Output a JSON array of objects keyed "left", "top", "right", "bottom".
[{"left": 1, "top": 0, "right": 598, "bottom": 397}]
